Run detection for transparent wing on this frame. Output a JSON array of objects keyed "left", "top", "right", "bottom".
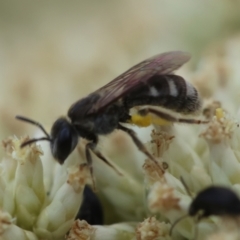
[{"left": 87, "top": 51, "right": 191, "bottom": 114}]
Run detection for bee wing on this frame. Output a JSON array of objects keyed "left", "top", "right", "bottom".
[
  {"left": 88, "top": 51, "right": 191, "bottom": 114},
  {"left": 88, "top": 51, "right": 190, "bottom": 114}
]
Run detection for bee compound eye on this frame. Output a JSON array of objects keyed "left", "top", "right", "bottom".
[{"left": 51, "top": 122, "right": 78, "bottom": 164}]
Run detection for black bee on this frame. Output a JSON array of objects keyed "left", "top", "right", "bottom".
[
  {"left": 16, "top": 51, "right": 205, "bottom": 182},
  {"left": 170, "top": 185, "right": 240, "bottom": 236},
  {"left": 76, "top": 185, "right": 104, "bottom": 225},
  {"left": 189, "top": 186, "right": 240, "bottom": 218}
]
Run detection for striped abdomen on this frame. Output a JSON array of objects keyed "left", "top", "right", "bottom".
[{"left": 124, "top": 74, "right": 201, "bottom": 114}]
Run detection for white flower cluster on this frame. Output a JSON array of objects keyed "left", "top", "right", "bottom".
[
  {"left": 65, "top": 49, "right": 240, "bottom": 239},
  {"left": 0, "top": 136, "right": 88, "bottom": 240},
  {"left": 3, "top": 36, "right": 240, "bottom": 240}
]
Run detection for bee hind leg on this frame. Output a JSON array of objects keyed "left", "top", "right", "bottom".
[{"left": 138, "top": 108, "right": 208, "bottom": 124}]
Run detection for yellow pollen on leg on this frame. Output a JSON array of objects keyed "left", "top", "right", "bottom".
[{"left": 129, "top": 114, "right": 170, "bottom": 127}]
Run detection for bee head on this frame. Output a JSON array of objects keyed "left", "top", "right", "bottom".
[
  {"left": 188, "top": 202, "right": 198, "bottom": 217},
  {"left": 50, "top": 117, "right": 79, "bottom": 164},
  {"left": 16, "top": 115, "right": 79, "bottom": 164}
]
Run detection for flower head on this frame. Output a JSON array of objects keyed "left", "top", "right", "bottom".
[
  {"left": 0, "top": 136, "right": 89, "bottom": 240},
  {"left": 4, "top": 36, "right": 240, "bottom": 240}
]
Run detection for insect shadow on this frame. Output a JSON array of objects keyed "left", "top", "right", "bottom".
[
  {"left": 16, "top": 51, "right": 207, "bottom": 188},
  {"left": 170, "top": 177, "right": 240, "bottom": 239}
]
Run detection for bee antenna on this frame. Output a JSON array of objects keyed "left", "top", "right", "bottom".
[
  {"left": 15, "top": 115, "right": 51, "bottom": 139},
  {"left": 180, "top": 176, "right": 193, "bottom": 199},
  {"left": 168, "top": 177, "right": 194, "bottom": 236},
  {"left": 169, "top": 214, "right": 189, "bottom": 236},
  {"left": 193, "top": 217, "right": 199, "bottom": 240},
  {"left": 20, "top": 137, "right": 51, "bottom": 148}
]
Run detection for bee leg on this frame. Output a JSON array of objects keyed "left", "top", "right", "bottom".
[
  {"left": 86, "top": 139, "right": 122, "bottom": 177},
  {"left": 93, "top": 150, "right": 123, "bottom": 176},
  {"left": 117, "top": 123, "right": 164, "bottom": 173},
  {"left": 85, "top": 143, "right": 97, "bottom": 191},
  {"left": 138, "top": 108, "right": 209, "bottom": 124}
]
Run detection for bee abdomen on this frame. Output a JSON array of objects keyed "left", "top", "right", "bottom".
[{"left": 124, "top": 74, "right": 201, "bottom": 114}]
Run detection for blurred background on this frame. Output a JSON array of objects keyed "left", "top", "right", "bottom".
[{"left": 1, "top": 0, "right": 240, "bottom": 147}]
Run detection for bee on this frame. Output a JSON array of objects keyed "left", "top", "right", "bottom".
[
  {"left": 170, "top": 178, "right": 240, "bottom": 237},
  {"left": 188, "top": 186, "right": 240, "bottom": 218},
  {"left": 76, "top": 185, "right": 104, "bottom": 225},
  {"left": 16, "top": 51, "right": 205, "bottom": 185}
]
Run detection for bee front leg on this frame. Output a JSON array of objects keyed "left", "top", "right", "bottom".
[{"left": 85, "top": 142, "right": 97, "bottom": 190}]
